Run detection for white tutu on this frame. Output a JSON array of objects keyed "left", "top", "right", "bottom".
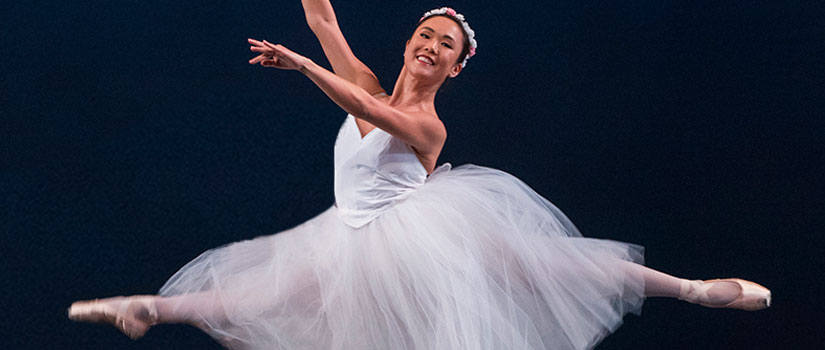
[{"left": 159, "top": 115, "right": 646, "bottom": 349}]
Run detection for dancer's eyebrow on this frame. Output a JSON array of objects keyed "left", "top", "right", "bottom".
[{"left": 421, "top": 26, "right": 455, "bottom": 42}]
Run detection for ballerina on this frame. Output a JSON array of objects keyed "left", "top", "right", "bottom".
[{"left": 68, "top": 3, "right": 770, "bottom": 349}]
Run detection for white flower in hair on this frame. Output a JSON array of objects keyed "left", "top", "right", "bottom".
[{"left": 419, "top": 7, "right": 477, "bottom": 68}]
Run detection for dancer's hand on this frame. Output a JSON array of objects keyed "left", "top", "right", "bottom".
[{"left": 248, "top": 38, "right": 310, "bottom": 71}]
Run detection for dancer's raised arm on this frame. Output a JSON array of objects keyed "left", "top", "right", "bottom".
[
  {"left": 300, "top": 0, "right": 385, "bottom": 96},
  {"left": 247, "top": 39, "right": 444, "bottom": 154}
]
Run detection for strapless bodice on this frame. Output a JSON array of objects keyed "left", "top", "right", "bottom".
[{"left": 333, "top": 114, "right": 448, "bottom": 228}]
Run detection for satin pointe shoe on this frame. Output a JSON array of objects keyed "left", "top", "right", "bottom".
[
  {"left": 679, "top": 278, "right": 772, "bottom": 311},
  {"left": 68, "top": 295, "right": 158, "bottom": 339}
]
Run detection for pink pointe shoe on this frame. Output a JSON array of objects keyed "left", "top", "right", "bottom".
[
  {"left": 679, "top": 278, "right": 772, "bottom": 311},
  {"left": 68, "top": 295, "right": 158, "bottom": 339}
]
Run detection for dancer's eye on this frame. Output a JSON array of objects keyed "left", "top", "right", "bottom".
[
  {"left": 441, "top": 43, "right": 452, "bottom": 49},
  {"left": 420, "top": 33, "right": 430, "bottom": 39}
]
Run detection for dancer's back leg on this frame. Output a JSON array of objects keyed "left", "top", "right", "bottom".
[{"left": 617, "top": 260, "right": 771, "bottom": 310}]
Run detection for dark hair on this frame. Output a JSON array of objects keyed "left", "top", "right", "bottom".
[{"left": 413, "top": 14, "right": 471, "bottom": 67}]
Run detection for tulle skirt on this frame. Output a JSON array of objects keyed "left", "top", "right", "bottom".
[{"left": 158, "top": 164, "right": 646, "bottom": 350}]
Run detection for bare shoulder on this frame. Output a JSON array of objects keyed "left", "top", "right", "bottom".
[
  {"left": 410, "top": 133, "right": 444, "bottom": 175},
  {"left": 409, "top": 113, "right": 446, "bottom": 164},
  {"left": 423, "top": 114, "right": 447, "bottom": 147}
]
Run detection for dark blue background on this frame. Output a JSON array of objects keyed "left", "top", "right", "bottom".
[{"left": 3, "top": 1, "right": 823, "bottom": 348}]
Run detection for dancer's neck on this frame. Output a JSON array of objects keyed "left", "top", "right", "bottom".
[{"left": 388, "top": 67, "right": 439, "bottom": 114}]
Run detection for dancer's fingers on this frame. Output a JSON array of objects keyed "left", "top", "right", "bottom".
[
  {"left": 250, "top": 46, "right": 271, "bottom": 53},
  {"left": 249, "top": 54, "right": 267, "bottom": 64},
  {"left": 261, "top": 57, "right": 278, "bottom": 67},
  {"left": 262, "top": 40, "right": 280, "bottom": 50},
  {"left": 247, "top": 38, "right": 265, "bottom": 46}
]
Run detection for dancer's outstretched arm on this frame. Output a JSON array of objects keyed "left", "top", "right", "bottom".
[
  {"left": 300, "top": 0, "right": 385, "bottom": 95},
  {"left": 248, "top": 39, "right": 444, "bottom": 154}
]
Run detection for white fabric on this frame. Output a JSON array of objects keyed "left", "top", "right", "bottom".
[
  {"left": 158, "top": 114, "right": 647, "bottom": 349},
  {"left": 334, "top": 114, "right": 431, "bottom": 228}
]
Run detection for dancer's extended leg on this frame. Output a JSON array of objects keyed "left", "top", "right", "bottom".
[{"left": 617, "top": 261, "right": 771, "bottom": 310}]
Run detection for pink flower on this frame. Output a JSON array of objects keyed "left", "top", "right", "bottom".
[
  {"left": 445, "top": 8, "right": 456, "bottom": 16},
  {"left": 468, "top": 47, "right": 476, "bottom": 57}
]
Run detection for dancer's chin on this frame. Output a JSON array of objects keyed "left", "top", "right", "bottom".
[{"left": 405, "top": 64, "right": 444, "bottom": 84}]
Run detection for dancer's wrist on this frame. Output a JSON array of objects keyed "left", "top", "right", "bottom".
[{"left": 299, "top": 59, "right": 316, "bottom": 75}]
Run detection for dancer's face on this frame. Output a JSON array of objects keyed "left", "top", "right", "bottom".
[{"left": 404, "top": 16, "right": 465, "bottom": 82}]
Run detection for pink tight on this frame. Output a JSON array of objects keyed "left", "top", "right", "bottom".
[{"left": 149, "top": 262, "right": 742, "bottom": 327}]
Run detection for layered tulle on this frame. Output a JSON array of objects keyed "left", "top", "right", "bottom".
[{"left": 158, "top": 164, "right": 646, "bottom": 349}]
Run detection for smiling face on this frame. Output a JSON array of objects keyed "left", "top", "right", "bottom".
[{"left": 404, "top": 16, "right": 467, "bottom": 83}]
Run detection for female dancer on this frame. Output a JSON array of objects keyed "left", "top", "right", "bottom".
[{"left": 68, "top": 3, "right": 771, "bottom": 349}]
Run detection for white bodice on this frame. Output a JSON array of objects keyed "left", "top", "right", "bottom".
[{"left": 333, "top": 114, "right": 448, "bottom": 228}]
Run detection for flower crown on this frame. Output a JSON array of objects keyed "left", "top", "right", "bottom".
[{"left": 418, "top": 7, "right": 477, "bottom": 68}]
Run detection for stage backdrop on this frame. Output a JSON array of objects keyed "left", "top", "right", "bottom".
[{"left": 2, "top": 1, "right": 823, "bottom": 349}]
